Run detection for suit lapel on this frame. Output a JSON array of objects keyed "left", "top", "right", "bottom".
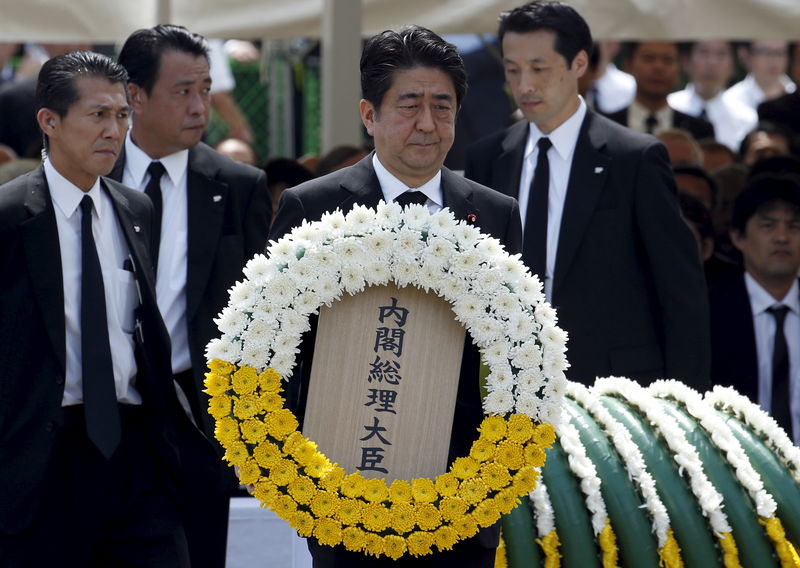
[
  {"left": 337, "top": 154, "right": 384, "bottom": 212},
  {"left": 21, "top": 168, "right": 66, "bottom": 373},
  {"left": 553, "top": 111, "right": 610, "bottom": 296},
  {"left": 186, "top": 146, "right": 228, "bottom": 323},
  {"left": 108, "top": 147, "right": 125, "bottom": 183},
  {"left": 441, "top": 168, "right": 475, "bottom": 222},
  {"left": 492, "top": 120, "right": 528, "bottom": 199}
]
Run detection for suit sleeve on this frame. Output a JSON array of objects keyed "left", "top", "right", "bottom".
[
  {"left": 267, "top": 187, "right": 307, "bottom": 249},
  {"left": 634, "top": 141, "right": 711, "bottom": 390},
  {"left": 504, "top": 199, "right": 523, "bottom": 255},
  {"left": 243, "top": 168, "right": 271, "bottom": 257}
]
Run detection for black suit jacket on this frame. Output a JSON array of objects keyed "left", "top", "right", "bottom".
[
  {"left": 465, "top": 110, "right": 710, "bottom": 389},
  {"left": 110, "top": 142, "right": 271, "bottom": 454},
  {"left": 0, "top": 168, "right": 217, "bottom": 534},
  {"left": 709, "top": 274, "right": 759, "bottom": 401},
  {"left": 605, "top": 105, "right": 716, "bottom": 141},
  {"left": 758, "top": 92, "right": 800, "bottom": 137}
]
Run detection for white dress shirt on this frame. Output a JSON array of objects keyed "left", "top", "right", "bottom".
[
  {"left": 46, "top": 159, "right": 141, "bottom": 406},
  {"left": 593, "top": 64, "right": 636, "bottom": 114},
  {"left": 627, "top": 100, "right": 673, "bottom": 135},
  {"left": 123, "top": 134, "right": 192, "bottom": 374},
  {"left": 725, "top": 73, "right": 797, "bottom": 112},
  {"left": 519, "top": 98, "right": 586, "bottom": 301},
  {"left": 372, "top": 153, "right": 443, "bottom": 213},
  {"left": 744, "top": 273, "right": 800, "bottom": 443},
  {"left": 668, "top": 84, "right": 758, "bottom": 151}
]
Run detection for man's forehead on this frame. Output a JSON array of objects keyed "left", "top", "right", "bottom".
[
  {"left": 73, "top": 76, "right": 128, "bottom": 105},
  {"left": 157, "top": 49, "right": 210, "bottom": 81},
  {"left": 387, "top": 66, "right": 455, "bottom": 95}
]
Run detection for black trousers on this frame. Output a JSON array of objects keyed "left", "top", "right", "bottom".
[{"left": 0, "top": 405, "right": 189, "bottom": 568}]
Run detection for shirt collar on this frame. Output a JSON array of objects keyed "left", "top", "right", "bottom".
[
  {"left": 629, "top": 99, "right": 672, "bottom": 128},
  {"left": 125, "top": 132, "right": 189, "bottom": 188},
  {"left": 525, "top": 96, "right": 587, "bottom": 163},
  {"left": 44, "top": 157, "right": 104, "bottom": 220},
  {"left": 744, "top": 272, "right": 800, "bottom": 315},
  {"left": 372, "top": 153, "right": 443, "bottom": 207}
]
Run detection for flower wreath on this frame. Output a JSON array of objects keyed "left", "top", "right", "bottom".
[{"left": 204, "top": 202, "right": 567, "bottom": 559}]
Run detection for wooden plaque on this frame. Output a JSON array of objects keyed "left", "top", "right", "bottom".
[{"left": 303, "top": 284, "right": 466, "bottom": 482}]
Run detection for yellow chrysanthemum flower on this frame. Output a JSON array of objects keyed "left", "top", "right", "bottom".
[
  {"left": 287, "top": 476, "right": 317, "bottom": 504},
  {"left": 290, "top": 440, "right": 318, "bottom": 466},
  {"left": 473, "top": 500, "right": 501, "bottom": 527},
  {"left": 208, "top": 359, "right": 235, "bottom": 375},
  {"left": 494, "top": 488, "right": 521, "bottom": 515},
  {"left": 362, "top": 503, "right": 390, "bottom": 532},
  {"left": 336, "top": 498, "right": 364, "bottom": 525},
  {"left": 524, "top": 443, "right": 547, "bottom": 468},
  {"left": 362, "top": 478, "right": 390, "bottom": 503},
  {"left": 214, "top": 416, "right": 240, "bottom": 445},
  {"left": 259, "top": 392, "right": 284, "bottom": 412},
  {"left": 290, "top": 510, "right": 315, "bottom": 537},
  {"left": 389, "top": 479, "right": 414, "bottom": 504},
  {"left": 434, "top": 473, "right": 460, "bottom": 497},
  {"left": 223, "top": 441, "right": 249, "bottom": 466},
  {"left": 253, "top": 440, "right": 282, "bottom": 468},
  {"left": 240, "top": 419, "right": 268, "bottom": 444},
  {"left": 434, "top": 526, "right": 459, "bottom": 551},
  {"left": 269, "top": 458, "right": 298, "bottom": 486},
  {"left": 232, "top": 366, "right": 259, "bottom": 395},
  {"left": 506, "top": 414, "right": 534, "bottom": 443},
  {"left": 439, "top": 497, "right": 469, "bottom": 522},
  {"left": 272, "top": 494, "right": 297, "bottom": 518},
  {"left": 282, "top": 431, "right": 306, "bottom": 454},
  {"left": 305, "top": 453, "right": 333, "bottom": 479},
  {"left": 453, "top": 514, "right": 479, "bottom": 539},
  {"left": 411, "top": 478, "right": 437, "bottom": 503},
  {"left": 532, "top": 423, "right": 556, "bottom": 447},
  {"left": 458, "top": 478, "right": 489, "bottom": 504},
  {"left": 341, "top": 473, "right": 366, "bottom": 498},
  {"left": 406, "top": 531, "right": 434, "bottom": 556},
  {"left": 320, "top": 466, "right": 346, "bottom": 492},
  {"left": 208, "top": 394, "right": 232, "bottom": 419},
  {"left": 512, "top": 467, "right": 539, "bottom": 494},
  {"left": 364, "top": 533, "right": 385, "bottom": 558},
  {"left": 253, "top": 479, "right": 278, "bottom": 505},
  {"left": 481, "top": 462, "right": 512, "bottom": 491},
  {"left": 233, "top": 394, "right": 260, "bottom": 420},
  {"left": 383, "top": 535, "right": 407, "bottom": 560},
  {"left": 309, "top": 490, "right": 339, "bottom": 518},
  {"left": 204, "top": 372, "right": 231, "bottom": 396},
  {"left": 314, "top": 518, "right": 343, "bottom": 547},
  {"left": 451, "top": 456, "right": 481, "bottom": 479},
  {"left": 237, "top": 460, "right": 261, "bottom": 486},
  {"left": 265, "top": 409, "right": 299, "bottom": 440},
  {"left": 389, "top": 502, "right": 416, "bottom": 534},
  {"left": 414, "top": 503, "right": 442, "bottom": 531},
  {"left": 495, "top": 440, "right": 524, "bottom": 470},
  {"left": 342, "top": 527, "right": 367, "bottom": 553},
  {"left": 469, "top": 439, "right": 496, "bottom": 462},
  {"left": 479, "top": 415, "right": 507, "bottom": 442},
  {"left": 258, "top": 368, "right": 282, "bottom": 392}
]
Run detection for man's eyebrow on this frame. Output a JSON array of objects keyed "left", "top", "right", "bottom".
[
  {"left": 90, "top": 103, "right": 132, "bottom": 113},
  {"left": 396, "top": 92, "right": 453, "bottom": 102}
]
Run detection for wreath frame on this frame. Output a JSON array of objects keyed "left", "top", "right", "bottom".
[{"left": 204, "top": 202, "right": 567, "bottom": 559}]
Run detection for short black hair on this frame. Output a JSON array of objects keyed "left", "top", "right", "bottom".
[
  {"left": 498, "top": 1, "right": 592, "bottom": 67},
  {"left": 738, "top": 120, "right": 794, "bottom": 160},
  {"left": 679, "top": 192, "right": 715, "bottom": 240},
  {"left": 730, "top": 173, "right": 800, "bottom": 234},
  {"left": 36, "top": 51, "right": 128, "bottom": 150},
  {"left": 118, "top": 24, "right": 208, "bottom": 94},
  {"left": 360, "top": 25, "right": 466, "bottom": 111},
  {"left": 674, "top": 165, "right": 719, "bottom": 211}
]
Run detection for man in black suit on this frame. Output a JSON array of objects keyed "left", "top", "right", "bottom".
[
  {"left": 710, "top": 174, "right": 800, "bottom": 443},
  {"left": 0, "top": 51, "right": 216, "bottom": 567},
  {"left": 108, "top": 25, "right": 271, "bottom": 568},
  {"left": 605, "top": 42, "right": 715, "bottom": 141},
  {"left": 269, "top": 26, "right": 521, "bottom": 568},
  {"left": 465, "top": 2, "right": 710, "bottom": 388}
]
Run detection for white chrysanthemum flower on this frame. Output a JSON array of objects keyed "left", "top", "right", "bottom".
[
  {"left": 537, "top": 401, "right": 562, "bottom": 426},
  {"left": 515, "top": 273, "right": 545, "bottom": 306},
  {"left": 481, "top": 340, "right": 511, "bottom": 367},
  {"left": 541, "top": 324, "right": 568, "bottom": 349},
  {"left": 344, "top": 204, "right": 375, "bottom": 234},
  {"left": 270, "top": 350, "right": 296, "bottom": 377},
  {"left": 266, "top": 236, "right": 301, "bottom": 265},
  {"left": 485, "top": 363, "right": 514, "bottom": 392},
  {"left": 240, "top": 343, "right": 267, "bottom": 370},
  {"left": 341, "top": 265, "right": 367, "bottom": 295},
  {"left": 205, "top": 337, "right": 231, "bottom": 362},
  {"left": 316, "top": 277, "right": 344, "bottom": 306},
  {"left": 375, "top": 200, "right": 402, "bottom": 228},
  {"left": 362, "top": 230, "right": 394, "bottom": 261},
  {"left": 279, "top": 309, "right": 310, "bottom": 336},
  {"left": 319, "top": 210, "right": 347, "bottom": 235},
  {"left": 264, "top": 272, "right": 298, "bottom": 305},
  {"left": 401, "top": 203, "right": 432, "bottom": 230},
  {"left": 293, "top": 291, "right": 322, "bottom": 316},
  {"left": 391, "top": 260, "right": 418, "bottom": 288},
  {"left": 469, "top": 316, "right": 504, "bottom": 346},
  {"left": 416, "top": 264, "right": 443, "bottom": 293},
  {"left": 291, "top": 220, "right": 328, "bottom": 245},
  {"left": 476, "top": 236, "right": 503, "bottom": 257},
  {"left": 495, "top": 254, "right": 526, "bottom": 285},
  {"left": 450, "top": 249, "right": 484, "bottom": 278},
  {"left": 425, "top": 235, "right": 457, "bottom": 264},
  {"left": 474, "top": 268, "right": 505, "bottom": 296},
  {"left": 229, "top": 280, "right": 259, "bottom": 310},
  {"left": 428, "top": 208, "right": 457, "bottom": 234},
  {"left": 453, "top": 223, "right": 480, "bottom": 248},
  {"left": 214, "top": 308, "right": 249, "bottom": 336},
  {"left": 506, "top": 311, "right": 538, "bottom": 342},
  {"left": 483, "top": 389, "right": 514, "bottom": 415},
  {"left": 393, "top": 227, "right": 424, "bottom": 262},
  {"left": 333, "top": 237, "right": 367, "bottom": 268},
  {"left": 516, "top": 368, "right": 545, "bottom": 392},
  {"left": 242, "top": 254, "right": 275, "bottom": 285},
  {"left": 242, "top": 319, "right": 276, "bottom": 347},
  {"left": 251, "top": 300, "right": 280, "bottom": 325},
  {"left": 511, "top": 341, "right": 543, "bottom": 369},
  {"left": 438, "top": 276, "right": 469, "bottom": 303},
  {"left": 289, "top": 255, "right": 322, "bottom": 288},
  {"left": 452, "top": 294, "right": 487, "bottom": 322},
  {"left": 364, "top": 260, "right": 392, "bottom": 286},
  {"left": 542, "top": 348, "right": 569, "bottom": 376}
]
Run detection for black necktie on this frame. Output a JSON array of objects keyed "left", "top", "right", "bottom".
[
  {"left": 698, "top": 105, "right": 708, "bottom": 121},
  {"left": 645, "top": 114, "right": 658, "bottom": 134},
  {"left": 395, "top": 190, "right": 428, "bottom": 207},
  {"left": 80, "top": 195, "right": 121, "bottom": 459},
  {"left": 768, "top": 305, "right": 793, "bottom": 439},
  {"left": 144, "top": 162, "right": 166, "bottom": 269},
  {"left": 524, "top": 137, "right": 552, "bottom": 282}
]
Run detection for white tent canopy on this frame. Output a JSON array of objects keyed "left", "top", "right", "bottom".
[{"left": 2, "top": 0, "right": 800, "bottom": 42}]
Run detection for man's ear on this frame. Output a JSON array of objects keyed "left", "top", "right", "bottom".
[
  {"left": 571, "top": 50, "right": 589, "bottom": 79},
  {"left": 359, "top": 99, "right": 376, "bottom": 137},
  {"left": 729, "top": 227, "right": 745, "bottom": 252},
  {"left": 128, "top": 83, "right": 145, "bottom": 111},
  {"left": 36, "top": 108, "right": 58, "bottom": 137}
]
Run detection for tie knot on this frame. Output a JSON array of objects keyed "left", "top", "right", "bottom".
[
  {"left": 537, "top": 137, "right": 552, "bottom": 152},
  {"left": 147, "top": 161, "right": 166, "bottom": 182},
  {"left": 768, "top": 304, "right": 789, "bottom": 324},
  {"left": 79, "top": 194, "right": 94, "bottom": 216},
  {"left": 395, "top": 190, "right": 428, "bottom": 208}
]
